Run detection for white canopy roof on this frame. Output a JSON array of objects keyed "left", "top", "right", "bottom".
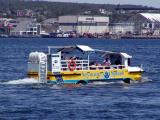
[
  {"left": 76, "top": 45, "right": 95, "bottom": 52},
  {"left": 120, "top": 52, "right": 132, "bottom": 58},
  {"left": 140, "top": 13, "right": 160, "bottom": 22},
  {"left": 48, "top": 45, "right": 95, "bottom": 53},
  {"left": 48, "top": 45, "right": 132, "bottom": 58}
]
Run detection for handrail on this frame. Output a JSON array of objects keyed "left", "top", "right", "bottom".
[
  {"left": 60, "top": 59, "right": 126, "bottom": 71},
  {"left": 89, "top": 65, "right": 125, "bottom": 70},
  {"left": 61, "top": 60, "right": 89, "bottom": 71}
]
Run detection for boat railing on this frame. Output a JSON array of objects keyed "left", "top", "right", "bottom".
[
  {"left": 89, "top": 65, "right": 126, "bottom": 70},
  {"left": 61, "top": 60, "right": 89, "bottom": 71},
  {"left": 61, "top": 60, "right": 125, "bottom": 71}
]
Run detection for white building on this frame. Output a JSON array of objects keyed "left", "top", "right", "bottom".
[
  {"left": 109, "top": 23, "right": 135, "bottom": 35},
  {"left": 131, "top": 13, "right": 160, "bottom": 35},
  {"left": 41, "top": 18, "right": 58, "bottom": 32},
  {"left": 10, "top": 18, "right": 41, "bottom": 37},
  {"left": 59, "top": 15, "right": 109, "bottom": 35}
]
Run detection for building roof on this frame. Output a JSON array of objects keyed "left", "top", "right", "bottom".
[
  {"left": 140, "top": 13, "right": 160, "bottom": 22},
  {"left": 116, "top": 6, "right": 159, "bottom": 11},
  {"left": 41, "top": 18, "right": 58, "bottom": 24}
]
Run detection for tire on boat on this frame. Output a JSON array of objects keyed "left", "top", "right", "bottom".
[
  {"left": 76, "top": 80, "right": 87, "bottom": 85},
  {"left": 123, "top": 78, "right": 131, "bottom": 84}
]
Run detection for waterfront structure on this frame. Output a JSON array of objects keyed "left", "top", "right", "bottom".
[
  {"left": 10, "top": 18, "right": 41, "bottom": 37},
  {"left": 131, "top": 13, "right": 160, "bottom": 35},
  {"left": 0, "top": 18, "right": 18, "bottom": 35},
  {"left": 41, "top": 18, "right": 58, "bottom": 33},
  {"left": 58, "top": 15, "right": 109, "bottom": 35},
  {"left": 0, "top": 18, "right": 17, "bottom": 28},
  {"left": 109, "top": 23, "right": 135, "bottom": 35},
  {"left": 17, "top": 9, "right": 33, "bottom": 17}
]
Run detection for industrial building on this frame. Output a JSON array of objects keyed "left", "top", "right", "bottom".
[
  {"left": 131, "top": 13, "right": 160, "bottom": 35},
  {"left": 59, "top": 15, "right": 109, "bottom": 35},
  {"left": 109, "top": 23, "right": 135, "bottom": 35},
  {"left": 10, "top": 18, "right": 41, "bottom": 37},
  {"left": 41, "top": 18, "right": 58, "bottom": 33}
]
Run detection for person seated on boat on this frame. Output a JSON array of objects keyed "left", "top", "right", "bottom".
[
  {"left": 102, "top": 58, "right": 111, "bottom": 69},
  {"left": 103, "top": 58, "right": 111, "bottom": 66},
  {"left": 89, "top": 61, "right": 102, "bottom": 70},
  {"left": 72, "top": 55, "right": 77, "bottom": 60},
  {"left": 68, "top": 56, "right": 76, "bottom": 61},
  {"left": 65, "top": 56, "right": 70, "bottom": 60},
  {"left": 96, "top": 63, "right": 103, "bottom": 69},
  {"left": 69, "top": 56, "right": 73, "bottom": 60},
  {"left": 89, "top": 61, "right": 97, "bottom": 70}
]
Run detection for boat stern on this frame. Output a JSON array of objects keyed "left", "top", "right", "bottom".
[{"left": 127, "top": 66, "right": 144, "bottom": 81}]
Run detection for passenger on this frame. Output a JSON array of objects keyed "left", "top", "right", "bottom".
[
  {"left": 89, "top": 61, "right": 97, "bottom": 70},
  {"left": 73, "top": 56, "right": 77, "bottom": 60},
  {"left": 96, "top": 62, "right": 101, "bottom": 66},
  {"left": 65, "top": 57, "right": 70, "bottom": 60},
  {"left": 96, "top": 63, "right": 103, "bottom": 69},
  {"left": 103, "top": 58, "right": 111, "bottom": 66},
  {"left": 70, "top": 57, "right": 73, "bottom": 60}
]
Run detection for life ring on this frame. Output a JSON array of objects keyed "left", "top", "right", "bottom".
[{"left": 68, "top": 60, "right": 76, "bottom": 71}]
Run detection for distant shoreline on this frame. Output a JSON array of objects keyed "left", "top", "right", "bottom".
[{"left": 0, "top": 37, "right": 160, "bottom": 40}]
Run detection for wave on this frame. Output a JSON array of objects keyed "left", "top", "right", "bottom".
[
  {"left": 1, "top": 76, "right": 152, "bottom": 86},
  {"left": 1, "top": 78, "right": 62, "bottom": 89},
  {"left": 2, "top": 78, "right": 39, "bottom": 85},
  {"left": 90, "top": 77, "right": 152, "bottom": 86},
  {"left": 90, "top": 81, "right": 123, "bottom": 85},
  {"left": 141, "top": 76, "right": 153, "bottom": 83}
]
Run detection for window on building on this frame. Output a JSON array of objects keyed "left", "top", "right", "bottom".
[
  {"left": 22, "top": 32, "right": 26, "bottom": 35},
  {"left": 149, "top": 23, "right": 152, "bottom": 28},
  {"left": 30, "top": 28, "right": 33, "bottom": 31},
  {"left": 34, "top": 28, "right": 37, "bottom": 31},
  {"left": 28, "top": 32, "right": 33, "bottom": 35},
  {"left": 97, "top": 23, "right": 107, "bottom": 26}
]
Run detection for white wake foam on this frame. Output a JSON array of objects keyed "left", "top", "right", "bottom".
[
  {"left": 3, "top": 78, "right": 39, "bottom": 85},
  {"left": 90, "top": 81, "right": 123, "bottom": 85},
  {"left": 141, "top": 76, "right": 153, "bottom": 83}
]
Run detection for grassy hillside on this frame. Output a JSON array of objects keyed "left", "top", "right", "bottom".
[{"left": 0, "top": 0, "right": 158, "bottom": 22}]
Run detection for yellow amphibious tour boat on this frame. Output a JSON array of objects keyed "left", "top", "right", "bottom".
[{"left": 27, "top": 45, "right": 144, "bottom": 84}]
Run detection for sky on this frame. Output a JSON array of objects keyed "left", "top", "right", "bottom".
[{"left": 43, "top": 0, "right": 160, "bottom": 8}]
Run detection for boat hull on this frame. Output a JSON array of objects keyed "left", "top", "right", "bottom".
[{"left": 28, "top": 68, "right": 143, "bottom": 84}]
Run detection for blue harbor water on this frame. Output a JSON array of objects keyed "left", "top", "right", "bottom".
[{"left": 0, "top": 38, "right": 160, "bottom": 120}]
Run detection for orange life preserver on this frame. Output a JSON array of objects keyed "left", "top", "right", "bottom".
[{"left": 68, "top": 60, "right": 76, "bottom": 71}]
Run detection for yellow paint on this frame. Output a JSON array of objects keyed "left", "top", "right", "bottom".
[{"left": 28, "top": 68, "right": 143, "bottom": 83}]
